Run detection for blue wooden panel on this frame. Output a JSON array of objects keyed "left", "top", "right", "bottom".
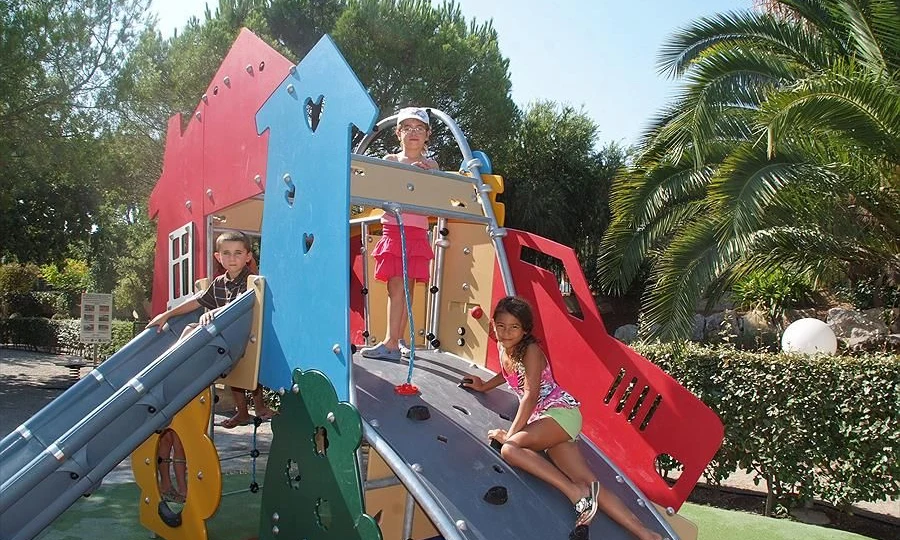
[{"left": 256, "top": 35, "right": 378, "bottom": 400}]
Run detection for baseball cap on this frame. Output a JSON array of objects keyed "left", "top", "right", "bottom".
[{"left": 396, "top": 107, "right": 430, "bottom": 127}]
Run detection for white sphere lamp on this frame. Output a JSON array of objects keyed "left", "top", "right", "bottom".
[{"left": 781, "top": 318, "right": 837, "bottom": 355}]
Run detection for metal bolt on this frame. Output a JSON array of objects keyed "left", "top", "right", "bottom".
[
  {"left": 200, "top": 396, "right": 206, "bottom": 403},
  {"left": 637, "top": 498, "right": 645, "bottom": 507},
  {"left": 411, "top": 463, "right": 422, "bottom": 472},
  {"left": 185, "top": 200, "right": 192, "bottom": 210},
  {"left": 145, "top": 458, "right": 151, "bottom": 465},
  {"left": 286, "top": 84, "right": 295, "bottom": 94},
  {"left": 250, "top": 335, "right": 257, "bottom": 344},
  {"left": 462, "top": 283, "right": 470, "bottom": 291},
  {"left": 223, "top": 76, "right": 230, "bottom": 85},
  {"left": 407, "top": 183, "right": 415, "bottom": 191},
  {"left": 246, "top": 64, "right": 253, "bottom": 73},
  {"left": 327, "top": 412, "right": 335, "bottom": 423},
  {"left": 206, "top": 188, "right": 213, "bottom": 198},
  {"left": 332, "top": 344, "right": 341, "bottom": 355},
  {"left": 463, "top": 247, "right": 471, "bottom": 255},
  {"left": 666, "top": 506, "right": 675, "bottom": 516},
  {"left": 201, "top": 93, "right": 208, "bottom": 103},
  {"left": 272, "top": 525, "right": 279, "bottom": 535},
  {"left": 195, "top": 111, "right": 201, "bottom": 120},
  {"left": 272, "top": 512, "right": 280, "bottom": 522},
  {"left": 197, "top": 471, "right": 203, "bottom": 480},
  {"left": 282, "top": 173, "right": 292, "bottom": 185},
  {"left": 370, "top": 419, "right": 379, "bottom": 427},
  {"left": 291, "top": 384, "right": 299, "bottom": 394},
  {"left": 456, "top": 520, "right": 467, "bottom": 531},
  {"left": 278, "top": 387, "right": 285, "bottom": 396},
  {"left": 615, "top": 475, "right": 624, "bottom": 483},
  {"left": 144, "top": 497, "right": 150, "bottom": 504},
  {"left": 253, "top": 174, "right": 262, "bottom": 185}
]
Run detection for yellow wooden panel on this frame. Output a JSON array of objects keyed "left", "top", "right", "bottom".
[
  {"left": 212, "top": 198, "right": 263, "bottom": 233},
  {"left": 218, "top": 275, "right": 264, "bottom": 390},
  {"left": 481, "top": 174, "right": 505, "bottom": 226},
  {"left": 653, "top": 504, "right": 699, "bottom": 540},
  {"left": 435, "top": 222, "right": 495, "bottom": 366},
  {"left": 350, "top": 157, "right": 484, "bottom": 218},
  {"left": 363, "top": 232, "right": 428, "bottom": 347},
  {"left": 132, "top": 388, "right": 222, "bottom": 540},
  {"left": 365, "top": 449, "right": 439, "bottom": 540}
]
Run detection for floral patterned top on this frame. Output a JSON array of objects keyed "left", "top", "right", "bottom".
[{"left": 499, "top": 344, "right": 580, "bottom": 423}]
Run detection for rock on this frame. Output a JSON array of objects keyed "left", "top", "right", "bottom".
[
  {"left": 705, "top": 310, "right": 739, "bottom": 342},
  {"left": 690, "top": 314, "right": 706, "bottom": 342},
  {"left": 783, "top": 308, "right": 817, "bottom": 324},
  {"left": 736, "top": 310, "right": 779, "bottom": 348},
  {"left": 614, "top": 324, "right": 638, "bottom": 344},
  {"left": 826, "top": 308, "right": 888, "bottom": 339}
]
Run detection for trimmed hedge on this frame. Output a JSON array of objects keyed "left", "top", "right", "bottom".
[
  {"left": 635, "top": 342, "right": 900, "bottom": 513},
  {"left": 1, "top": 318, "right": 135, "bottom": 357}
]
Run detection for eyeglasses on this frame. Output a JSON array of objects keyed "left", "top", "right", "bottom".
[{"left": 399, "top": 125, "right": 428, "bottom": 134}]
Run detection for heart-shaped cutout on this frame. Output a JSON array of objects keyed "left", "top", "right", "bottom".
[
  {"left": 305, "top": 95, "right": 324, "bottom": 133},
  {"left": 303, "top": 232, "right": 315, "bottom": 253}
]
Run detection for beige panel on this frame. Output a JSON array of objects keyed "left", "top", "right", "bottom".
[
  {"left": 350, "top": 157, "right": 485, "bottom": 218},
  {"left": 435, "top": 222, "right": 495, "bottom": 366},
  {"left": 653, "top": 504, "right": 699, "bottom": 540},
  {"left": 364, "top": 232, "right": 428, "bottom": 348},
  {"left": 365, "top": 449, "right": 439, "bottom": 540},
  {"left": 218, "top": 275, "right": 264, "bottom": 390},
  {"left": 213, "top": 198, "right": 263, "bottom": 233}
]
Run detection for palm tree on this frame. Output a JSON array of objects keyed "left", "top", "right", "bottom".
[{"left": 598, "top": 0, "right": 900, "bottom": 340}]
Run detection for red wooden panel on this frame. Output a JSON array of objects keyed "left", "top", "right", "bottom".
[
  {"left": 349, "top": 231, "right": 366, "bottom": 345},
  {"left": 491, "top": 229, "right": 723, "bottom": 511},
  {"left": 201, "top": 29, "right": 294, "bottom": 214}
]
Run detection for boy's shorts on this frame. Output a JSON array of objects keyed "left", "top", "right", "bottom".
[
  {"left": 371, "top": 224, "right": 434, "bottom": 282},
  {"left": 541, "top": 406, "right": 583, "bottom": 442}
]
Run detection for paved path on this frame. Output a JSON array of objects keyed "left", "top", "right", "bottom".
[{"left": 2, "top": 348, "right": 895, "bottom": 521}]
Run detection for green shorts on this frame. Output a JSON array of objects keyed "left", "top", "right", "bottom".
[{"left": 541, "top": 406, "right": 582, "bottom": 442}]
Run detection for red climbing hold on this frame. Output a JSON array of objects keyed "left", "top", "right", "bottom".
[
  {"left": 470, "top": 306, "right": 484, "bottom": 319},
  {"left": 394, "top": 383, "right": 419, "bottom": 395}
]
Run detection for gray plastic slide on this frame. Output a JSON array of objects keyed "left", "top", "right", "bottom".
[
  {"left": 354, "top": 350, "right": 679, "bottom": 540},
  {"left": 0, "top": 290, "right": 255, "bottom": 540}
]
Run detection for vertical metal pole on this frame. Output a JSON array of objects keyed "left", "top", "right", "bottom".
[
  {"left": 401, "top": 491, "right": 415, "bottom": 539},
  {"left": 361, "top": 221, "right": 372, "bottom": 346},
  {"left": 428, "top": 217, "right": 448, "bottom": 346}
]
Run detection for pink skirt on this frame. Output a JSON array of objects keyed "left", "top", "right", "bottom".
[{"left": 372, "top": 224, "right": 434, "bottom": 282}]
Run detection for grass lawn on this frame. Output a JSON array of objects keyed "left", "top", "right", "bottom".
[
  {"left": 680, "top": 502, "right": 875, "bottom": 540},
  {"left": 38, "top": 474, "right": 875, "bottom": 539}
]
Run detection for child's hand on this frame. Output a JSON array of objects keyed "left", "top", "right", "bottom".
[
  {"left": 460, "top": 375, "right": 485, "bottom": 392},
  {"left": 199, "top": 311, "right": 215, "bottom": 326},
  {"left": 488, "top": 429, "right": 508, "bottom": 444},
  {"left": 146, "top": 314, "right": 168, "bottom": 333}
]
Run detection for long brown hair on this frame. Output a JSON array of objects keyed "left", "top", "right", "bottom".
[{"left": 493, "top": 296, "right": 539, "bottom": 365}]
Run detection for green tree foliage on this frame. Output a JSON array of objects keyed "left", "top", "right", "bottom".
[
  {"left": 0, "top": 0, "right": 150, "bottom": 263},
  {"left": 331, "top": 0, "right": 518, "bottom": 167},
  {"left": 598, "top": 0, "right": 900, "bottom": 340},
  {"left": 503, "top": 101, "right": 626, "bottom": 290}
]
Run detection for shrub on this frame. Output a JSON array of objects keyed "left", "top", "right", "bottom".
[
  {"left": 732, "top": 268, "right": 816, "bottom": 327},
  {"left": 0, "top": 263, "right": 42, "bottom": 317},
  {"left": 0, "top": 317, "right": 57, "bottom": 350},
  {"left": 636, "top": 342, "right": 899, "bottom": 514}
]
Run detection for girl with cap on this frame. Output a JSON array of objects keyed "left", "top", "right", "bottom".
[{"left": 361, "top": 107, "right": 438, "bottom": 361}]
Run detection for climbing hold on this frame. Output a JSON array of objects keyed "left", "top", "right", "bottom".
[
  {"left": 569, "top": 525, "right": 590, "bottom": 540},
  {"left": 249, "top": 482, "right": 260, "bottom": 493},
  {"left": 457, "top": 338, "right": 465, "bottom": 347},
  {"left": 458, "top": 377, "right": 473, "bottom": 388},
  {"left": 439, "top": 227, "right": 449, "bottom": 237},
  {"left": 429, "top": 285, "right": 439, "bottom": 294},
  {"left": 406, "top": 405, "right": 430, "bottom": 421},
  {"left": 426, "top": 332, "right": 436, "bottom": 341},
  {"left": 490, "top": 439, "right": 503, "bottom": 452},
  {"left": 457, "top": 327, "right": 466, "bottom": 335},
  {"left": 430, "top": 339, "right": 441, "bottom": 348},
  {"left": 483, "top": 486, "right": 508, "bottom": 505},
  {"left": 361, "top": 287, "right": 368, "bottom": 295},
  {"left": 395, "top": 383, "right": 419, "bottom": 396},
  {"left": 470, "top": 306, "right": 484, "bottom": 319}
]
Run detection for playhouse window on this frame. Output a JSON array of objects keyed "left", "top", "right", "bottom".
[{"left": 168, "top": 222, "right": 194, "bottom": 309}]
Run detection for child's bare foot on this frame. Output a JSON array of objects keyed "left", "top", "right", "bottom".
[
  {"left": 255, "top": 407, "right": 277, "bottom": 421},
  {"left": 218, "top": 412, "right": 253, "bottom": 429}
]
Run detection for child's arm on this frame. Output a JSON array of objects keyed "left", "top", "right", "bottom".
[
  {"left": 500, "top": 345, "right": 543, "bottom": 439},
  {"left": 146, "top": 298, "right": 202, "bottom": 332}
]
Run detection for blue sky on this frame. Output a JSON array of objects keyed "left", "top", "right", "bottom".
[{"left": 151, "top": 0, "right": 751, "bottom": 145}]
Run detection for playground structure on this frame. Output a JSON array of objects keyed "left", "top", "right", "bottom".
[{"left": 0, "top": 30, "right": 724, "bottom": 540}]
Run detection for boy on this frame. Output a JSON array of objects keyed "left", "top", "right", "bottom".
[{"left": 147, "top": 231, "right": 276, "bottom": 428}]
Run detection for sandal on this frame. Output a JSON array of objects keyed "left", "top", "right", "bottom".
[
  {"left": 217, "top": 416, "right": 253, "bottom": 429},
  {"left": 574, "top": 481, "right": 601, "bottom": 527}
]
